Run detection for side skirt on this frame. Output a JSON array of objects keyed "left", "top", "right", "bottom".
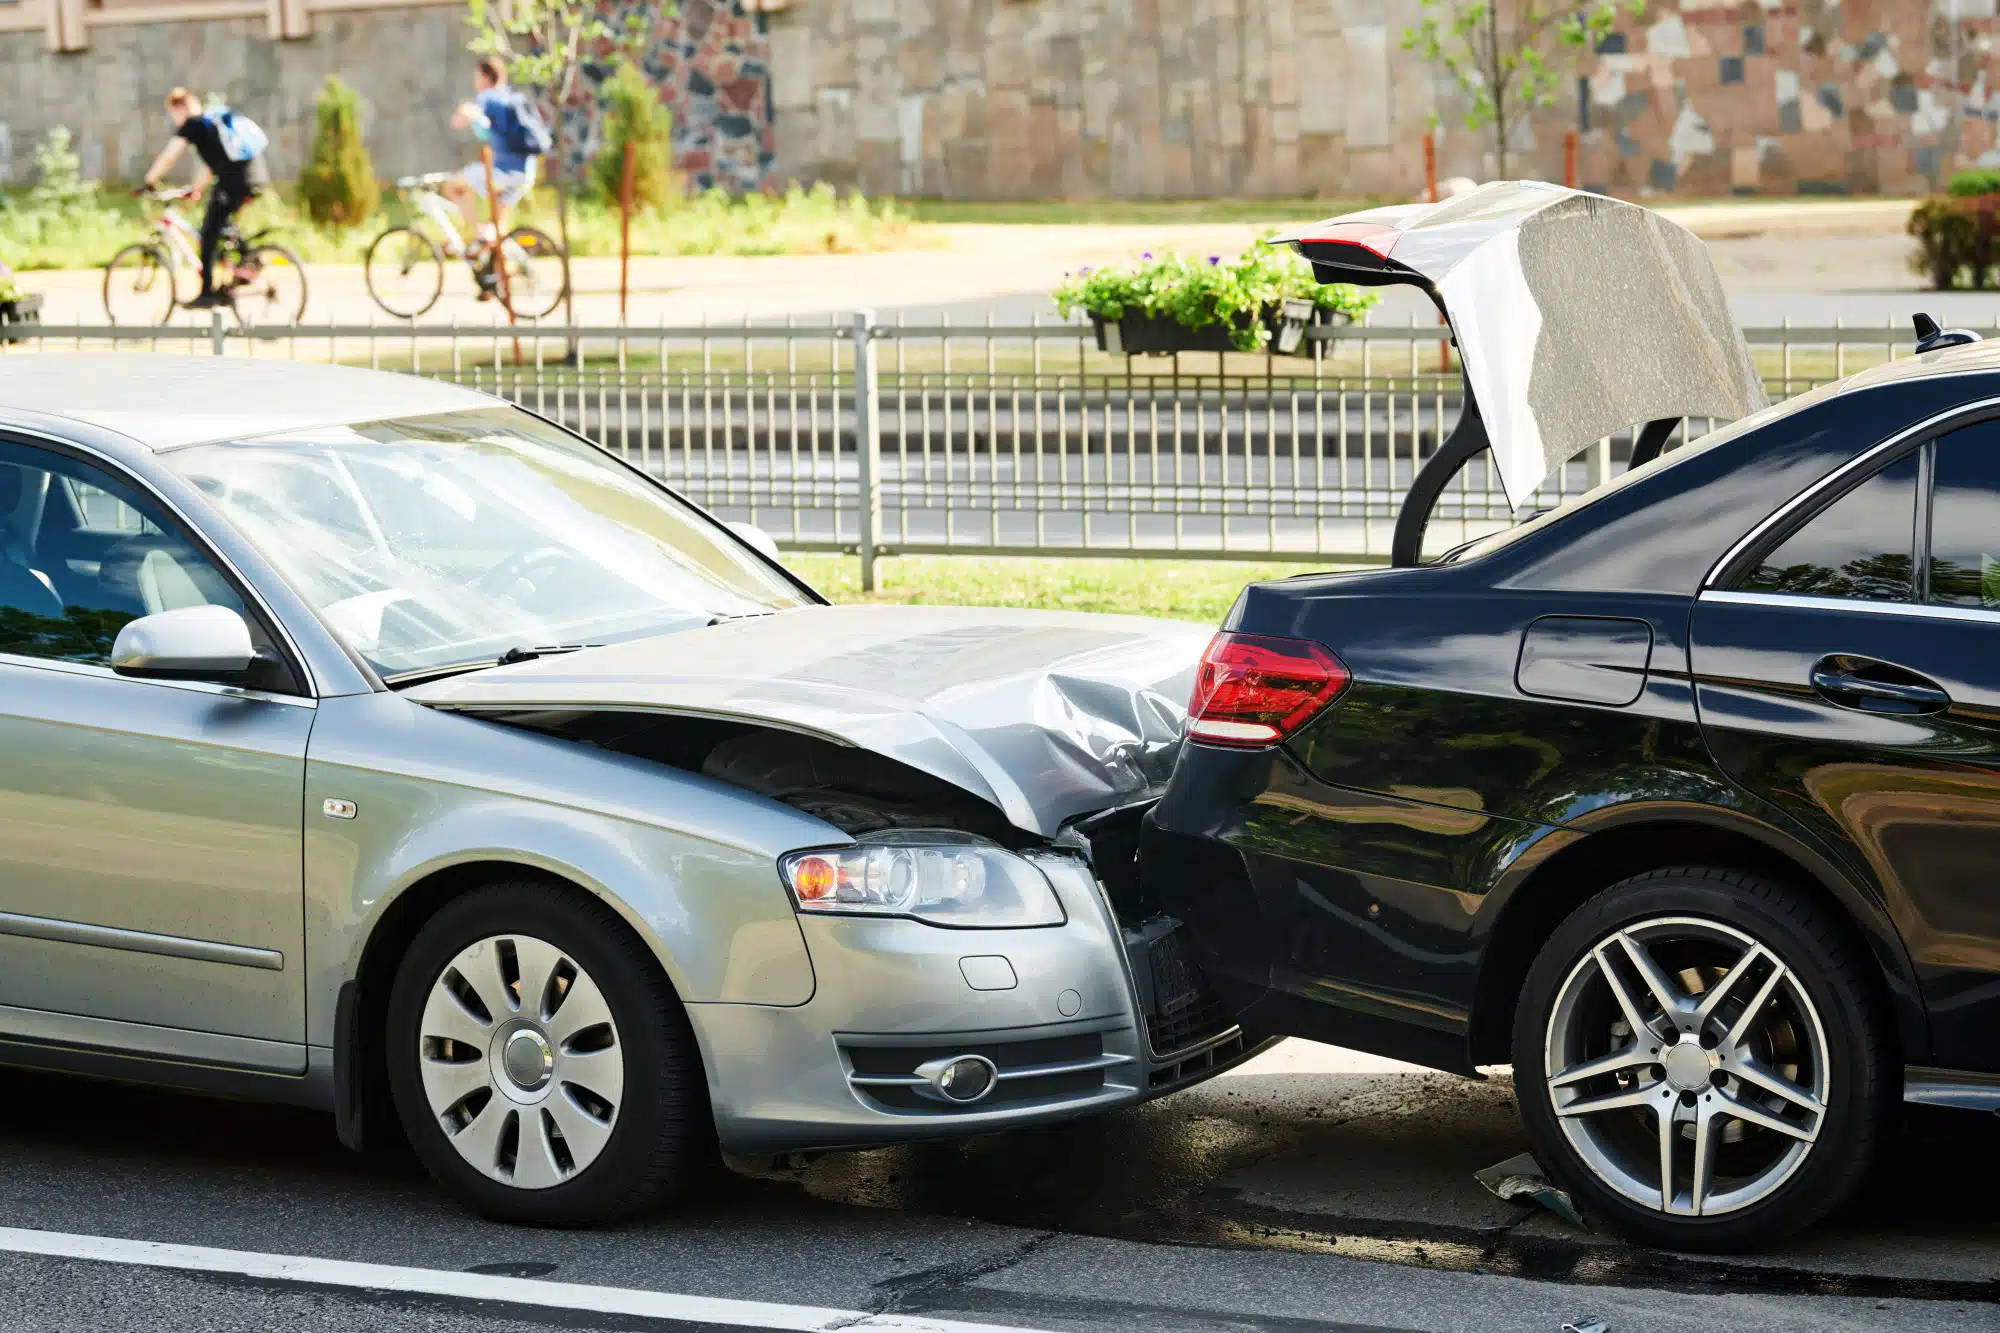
[{"left": 1904, "top": 1064, "right": 2000, "bottom": 1112}]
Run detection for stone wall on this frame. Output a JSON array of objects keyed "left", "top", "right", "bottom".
[
  {"left": 0, "top": 0, "right": 775, "bottom": 194},
  {"left": 766, "top": 0, "right": 2000, "bottom": 200},
  {"left": 0, "top": 8, "right": 468, "bottom": 186},
  {"left": 3, "top": 0, "right": 1996, "bottom": 201}
]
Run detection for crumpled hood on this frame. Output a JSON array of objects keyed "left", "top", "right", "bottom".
[{"left": 406, "top": 604, "right": 1213, "bottom": 838}]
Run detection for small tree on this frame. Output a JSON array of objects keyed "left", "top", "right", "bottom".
[
  {"left": 588, "top": 60, "right": 676, "bottom": 211},
  {"left": 464, "top": 0, "right": 657, "bottom": 327},
  {"left": 297, "top": 76, "right": 381, "bottom": 229},
  {"left": 27, "top": 127, "right": 98, "bottom": 219},
  {"left": 1403, "top": 0, "right": 1639, "bottom": 180}
]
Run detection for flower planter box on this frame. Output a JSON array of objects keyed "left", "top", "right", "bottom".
[
  {"left": 1092, "top": 297, "right": 1317, "bottom": 356},
  {"left": 0, "top": 293, "right": 44, "bottom": 327}
]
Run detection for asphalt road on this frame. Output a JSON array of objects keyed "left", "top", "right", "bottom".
[{"left": 1, "top": 1040, "right": 1994, "bottom": 1333}]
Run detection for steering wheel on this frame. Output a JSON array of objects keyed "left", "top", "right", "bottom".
[{"left": 474, "top": 545, "right": 576, "bottom": 600}]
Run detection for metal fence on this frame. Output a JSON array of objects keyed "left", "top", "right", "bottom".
[{"left": 0, "top": 311, "right": 1941, "bottom": 583}]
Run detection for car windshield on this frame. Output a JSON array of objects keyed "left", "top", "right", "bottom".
[{"left": 165, "top": 407, "right": 810, "bottom": 680}]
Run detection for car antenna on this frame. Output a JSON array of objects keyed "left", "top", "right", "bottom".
[{"left": 1913, "top": 312, "right": 1980, "bottom": 354}]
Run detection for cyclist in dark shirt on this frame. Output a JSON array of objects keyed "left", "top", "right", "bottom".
[{"left": 140, "top": 88, "right": 272, "bottom": 309}]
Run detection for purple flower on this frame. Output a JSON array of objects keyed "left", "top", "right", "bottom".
[
  {"left": 1079, "top": 266, "right": 1092, "bottom": 275},
  {"left": 1141, "top": 251, "right": 1153, "bottom": 260},
  {"left": 1207, "top": 255, "right": 1221, "bottom": 265}
]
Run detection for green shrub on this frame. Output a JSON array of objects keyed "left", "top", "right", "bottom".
[
  {"left": 296, "top": 76, "right": 380, "bottom": 229},
  {"left": 1946, "top": 168, "right": 2000, "bottom": 199},
  {"left": 26, "top": 127, "right": 97, "bottom": 219},
  {"left": 1909, "top": 196, "right": 1994, "bottom": 291},
  {"left": 1051, "top": 243, "right": 1377, "bottom": 351},
  {"left": 588, "top": 62, "right": 676, "bottom": 211}
]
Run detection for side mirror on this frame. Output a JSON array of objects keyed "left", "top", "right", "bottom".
[
  {"left": 727, "top": 520, "right": 782, "bottom": 561},
  {"left": 111, "top": 605, "right": 256, "bottom": 682}
]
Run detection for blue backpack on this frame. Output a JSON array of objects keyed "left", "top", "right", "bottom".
[
  {"left": 205, "top": 106, "right": 268, "bottom": 162},
  {"left": 486, "top": 89, "right": 553, "bottom": 160}
]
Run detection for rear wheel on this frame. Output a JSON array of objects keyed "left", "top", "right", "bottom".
[
  {"left": 385, "top": 881, "right": 707, "bottom": 1225},
  {"left": 103, "top": 243, "right": 178, "bottom": 324},
  {"left": 229, "top": 243, "right": 308, "bottom": 325},
  {"left": 498, "top": 226, "right": 567, "bottom": 320},
  {"left": 365, "top": 226, "right": 445, "bottom": 319},
  {"left": 1512, "top": 867, "right": 1889, "bottom": 1251}
]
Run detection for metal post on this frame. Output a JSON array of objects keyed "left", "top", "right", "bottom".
[
  {"left": 852, "top": 309, "right": 882, "bottom": 591},
  {"left": 209, "top": 309, "right": 226, "bottom": 356}
]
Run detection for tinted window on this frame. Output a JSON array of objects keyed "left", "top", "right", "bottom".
[
  {"left": 1737, "top": 452, "right": 1918, "bottom": 602},
  {"left": 0, "top": 443, "right": 242, "bottom": 667},
  {"left": 1929, "top": 422, "right": 2000, "bottom": 609}
]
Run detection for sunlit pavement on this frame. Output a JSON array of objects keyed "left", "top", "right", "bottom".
[{"left": 0, "top": 1039, "right": 1992, "bottom": 1332}]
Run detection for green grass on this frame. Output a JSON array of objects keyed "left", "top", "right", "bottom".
[
  {"left": 781, "top": 553, "right": 1340, "bottom": 624},
  {"left": 903, "top": 197, "right": 1377, "bottom": 226},
  {"left": 0, "top": 181, "right": 916, "bottom": 272}
]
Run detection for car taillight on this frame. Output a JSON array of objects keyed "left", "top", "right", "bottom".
[{"left": 1187, "top": 632, "right": 1350, "bottom": 747}]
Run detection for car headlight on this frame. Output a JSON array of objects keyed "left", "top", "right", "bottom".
[{"left": 779, "top": 832, "right": 1066, "bottom": 928}]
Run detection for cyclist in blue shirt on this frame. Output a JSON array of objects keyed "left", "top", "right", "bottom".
[
  {"left": 441, "top": 58, "right": 549, "bottom": 297},
  {"left": 140, "top": 87, "right": 271, "bottom": 309}
]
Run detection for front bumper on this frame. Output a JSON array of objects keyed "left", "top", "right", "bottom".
[{"left": 688, "top": 851, "right": 1266, "bottom": 1156}]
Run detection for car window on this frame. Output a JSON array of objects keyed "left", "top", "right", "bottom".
[
  {"left": 1734, "top": 452, "right": 1919, "bottom": 602},
  {"left": 0, "top": 442, "right": 243, "bottom": 667},
  {"left": 1928, "top": 421, "right": 2000, "bottom": 609}
]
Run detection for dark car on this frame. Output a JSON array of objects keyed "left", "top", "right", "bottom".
[{"left": 1140, "top": 185, "right": 2000, "bottom": 1251}]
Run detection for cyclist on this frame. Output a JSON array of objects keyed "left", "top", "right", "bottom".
[
  {"left": 441, "top": 57, "right": 551, "bottom": 298},
  {"left": 138, "top": 88, "right": 271, "bottom": 310}
]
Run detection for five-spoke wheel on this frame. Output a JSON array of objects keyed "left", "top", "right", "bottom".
[
  {"left": 1515, "top": 869, "right": 1888, "bottom": 1250},
  {"left": 387, "top": 881, "right": 706, "bottom": 1224}
]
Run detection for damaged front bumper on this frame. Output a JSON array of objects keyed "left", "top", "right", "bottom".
[{"left": 691, "top": 844, "right": 1271, "bottom": 1157}]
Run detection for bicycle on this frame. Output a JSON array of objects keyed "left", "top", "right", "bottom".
[
  {"left": 364, "top": 173, "right": 567, "bottom": 320},
  {"left": 103, "top": 187, "right": 308, "bottom": 326}
]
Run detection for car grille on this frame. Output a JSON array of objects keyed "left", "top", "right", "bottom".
[
  {"left": 1126, "top": 917, "right": 1237, "bottom": 1057},
  {"left": 840, "top": 1031, "right": 1131, "bottom": 1114},
  {"left": 1148, "top": 1029, "right": 1247, "bottom": 1090}
]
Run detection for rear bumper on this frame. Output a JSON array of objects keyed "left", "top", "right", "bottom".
[{"left": 689, "top": 851, "right": 1264, "bottom": 1156}]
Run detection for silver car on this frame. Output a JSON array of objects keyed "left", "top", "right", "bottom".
[{"left": 0, "top": 355, "right": 1260, "bottom": 1225}]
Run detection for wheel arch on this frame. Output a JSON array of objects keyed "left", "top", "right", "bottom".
[
  {"left": 333, "top": 857, "right": 706, "bottom": 1155},
  {"left": 1466, "top": 805, "right": 1928, "bottom": 1068}
]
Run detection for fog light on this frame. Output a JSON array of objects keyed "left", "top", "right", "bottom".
[{"left": 914, "top": 1054, "right": 997, "bottom": 1104}]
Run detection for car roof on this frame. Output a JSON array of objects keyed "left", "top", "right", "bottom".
[{"left": 0, "top": 354, "right": 496, "bottom": 451}]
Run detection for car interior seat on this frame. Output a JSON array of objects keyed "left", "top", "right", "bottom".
[
  {"left": 0, "top": 464, "right": 64, "bottom": 620},
  {"left": 97, "top": 533, "right": 235, "bottom": 617}
]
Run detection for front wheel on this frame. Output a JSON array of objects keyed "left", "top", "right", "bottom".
[
  {"left": 498, "top": 226, "right": 567, "bottom": 320},
  {"left": 230, "top": 243, "right": 308, "bottom": 325},
  {"left": 1512, "top": 867, "right": 1890, "bottom": 1251},
  {"left": 103, "top": 243, "right": 178, "bottom": 324},
  {"left": 385, "top": 881, "right": 708, "bottom": 1225},
  {"left": 365, "top": 226, "right": 445, "bottom": 319}
]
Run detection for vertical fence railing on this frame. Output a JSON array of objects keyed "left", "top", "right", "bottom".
[{"left": 0, "top": 313, "right": 1942, "bottom": 567}]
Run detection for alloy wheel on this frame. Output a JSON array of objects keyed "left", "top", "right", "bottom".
[
  {"left": 418, "top": 933, "right": 625, "bottom": 1189},
  {"left": 1542, "top": 915, "right": 1830, "bottom": 1218}
]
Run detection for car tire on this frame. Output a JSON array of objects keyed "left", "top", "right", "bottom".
[
  {"left": 1511, "top": 866, "right": 1889, "bottom": 1252},
  {"left": 385, "top": 880, "right": 708, "bottom": 1226}
]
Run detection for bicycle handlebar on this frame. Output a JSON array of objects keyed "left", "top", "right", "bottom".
[
  {"left": 396, "top": 172, "right": 458, "bottom": 189},
  {"left": 137, "top": 186, "right": 198, "bottom": 203}
]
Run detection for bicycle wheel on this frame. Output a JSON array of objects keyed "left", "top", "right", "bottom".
[
  {"left": 366, "top": 226, "right": 445, "bottom": 319},
  {"left": 498, "top": 226, "right": 567, "bottom": 320},
  {"left": 103, "top": 243, "right": 178, "bottom": 325},
  {"left": 231, "top": 244, "right": 309, "bottom": 326}
]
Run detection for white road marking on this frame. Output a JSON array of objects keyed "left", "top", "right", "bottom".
[{"left": 0, "top": 1226, "right": 1060, "bottom": 1333}]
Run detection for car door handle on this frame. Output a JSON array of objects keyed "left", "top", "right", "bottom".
[{"left": 1809, "top": 658, "right": 1952, "bottom": 714}]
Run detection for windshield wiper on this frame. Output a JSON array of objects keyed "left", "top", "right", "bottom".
[
  {"left": 382, "top": 643, "right": 601, "bottom": 689},
  {"left": 495, "top": 643, "right": 600, "bottom": 665}
]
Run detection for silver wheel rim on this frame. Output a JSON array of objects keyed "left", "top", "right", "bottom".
[
  {"left": 1543, "top": 915, "right": 1830, "bottom": 1218},
  {"left": 419, "top": 933, "right": 624, "bottom": 1190}
]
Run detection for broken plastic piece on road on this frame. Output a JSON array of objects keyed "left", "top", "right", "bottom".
[
  {"left": 1560, "top": 1319, "right": 1608, "bottom": 1333},
  {"left": 1475, "top": 1151, "right": 1585, "bottom": 1229}
]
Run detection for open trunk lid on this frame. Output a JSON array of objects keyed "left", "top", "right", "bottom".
[{"left": 1274, "top": 181, "right": 1767, "bottom": 509}]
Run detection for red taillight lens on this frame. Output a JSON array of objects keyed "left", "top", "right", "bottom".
[{"left": 1187, "top": 632, "right": 1350, "bottom": 747}]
